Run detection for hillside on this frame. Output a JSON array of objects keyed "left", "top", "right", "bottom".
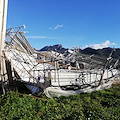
[{"left": 39, "top": 45, "right": 120, "bottom": 59}]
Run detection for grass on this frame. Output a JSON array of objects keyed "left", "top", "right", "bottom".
[{"left": 0, "top": 85, "right": 120, "bottom": 120}]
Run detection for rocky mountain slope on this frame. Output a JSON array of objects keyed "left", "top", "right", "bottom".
[{"left": 39, "top": 44, "right": 120, "bottom": 59}]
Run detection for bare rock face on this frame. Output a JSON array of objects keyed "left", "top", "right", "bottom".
[{"left": 39, "top": 44, "right": 67, "bottom": 53}]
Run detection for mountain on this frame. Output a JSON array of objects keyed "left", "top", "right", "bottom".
[
  {"left": 39, "top": 44, "right": 68, "bottom": 54},
  {"left": 82, "top": 47, "right": 120, "bottom": 59},
  {"left": 39, "top": 44, "right": 120, "bottom": 59},
  {"left": 81, "top": 47, "right": 99, "bottom": 55}
]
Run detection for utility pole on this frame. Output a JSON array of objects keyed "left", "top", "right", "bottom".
[{"left": 0, "top": 0, "right": 8, "bottom": 93}]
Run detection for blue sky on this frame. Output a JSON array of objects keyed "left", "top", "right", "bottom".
[{"left": 7, "top": 0, "right": 120, "bottom": 50}]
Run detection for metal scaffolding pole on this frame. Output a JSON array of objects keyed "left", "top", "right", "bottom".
[{"left": 0, "top": 0, "right": 8, "bottom": 93}]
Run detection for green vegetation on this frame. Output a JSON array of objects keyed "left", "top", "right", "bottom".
[{"left": 0, "top": 85, "right": 120, "bottom": 120}]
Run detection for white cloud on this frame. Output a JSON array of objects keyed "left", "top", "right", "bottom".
[
  {"left": 26, "top": 36, "right": 56, "bottom": 39},
  {"left": 54, "top": 24, "right": 63, "bottom": 30},
  {"left": 49, "top": 24, "right": 63, "bottom": 30},
  {"left": 83, "top": 40, "right": 116, "bottom": 49}
]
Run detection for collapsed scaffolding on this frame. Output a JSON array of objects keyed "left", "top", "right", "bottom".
[
  {"left": 0, "top": 25, "right": 119, "bottom": 97},
  {"left": 4, "top": 26, "right": 52, "bottom": 94}
]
